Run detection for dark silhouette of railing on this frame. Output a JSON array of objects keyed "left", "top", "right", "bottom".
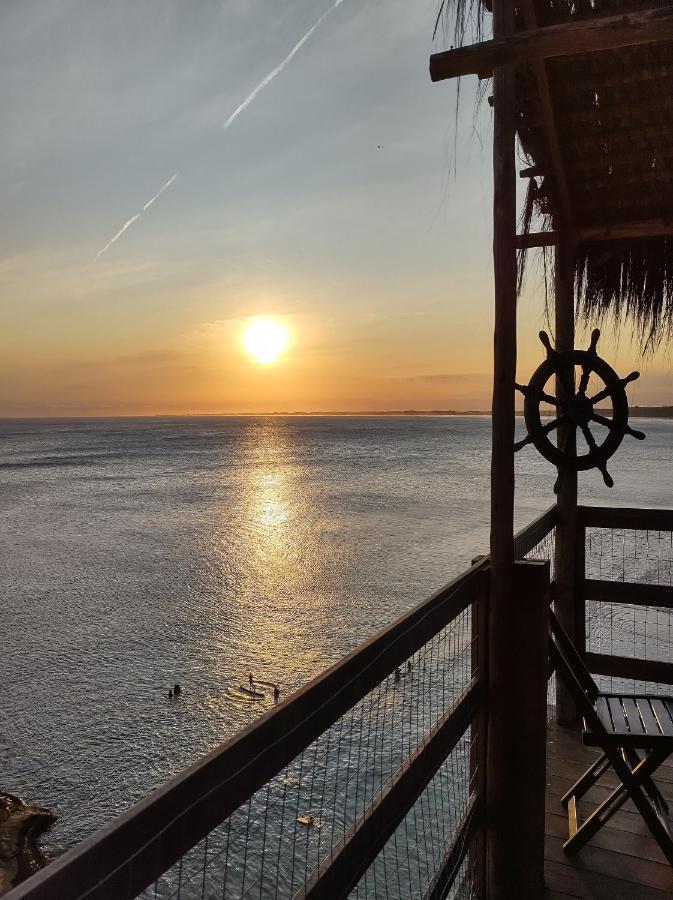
[{"left": 579, "top": 506, "right": 673, "bottom": 689}]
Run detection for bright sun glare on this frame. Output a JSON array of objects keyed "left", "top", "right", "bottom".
[{"left": 243, "top": 317, "right": 290, "bottom": 365}]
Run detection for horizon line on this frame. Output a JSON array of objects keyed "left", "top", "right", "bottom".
[{"left": 1, "top": 404, "right": 672, "bottom": 422}]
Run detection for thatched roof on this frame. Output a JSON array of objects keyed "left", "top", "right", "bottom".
[{"left": 439, "top": 0, "right": 673, "bottom": 348}]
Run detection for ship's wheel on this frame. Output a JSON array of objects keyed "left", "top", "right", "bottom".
[{"left": 515, "top": 329, "right": 645, "bottom": 488}]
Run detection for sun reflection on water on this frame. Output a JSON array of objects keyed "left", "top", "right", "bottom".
[{"left": 202, "top": 419, "right": 339, "bottom": 739}]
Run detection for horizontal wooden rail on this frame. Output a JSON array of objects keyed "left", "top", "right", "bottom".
[
  {"left": 585, "top": 579, "right": 673, "bottom": 609},
  {"left": 9, "top": 561, "right": 489, "bottom": 900},
  {"left": 579, "top": 506, "right": 673, "bottom": 531},
  {"left": 513, "top": 504, "right": 557, "bottom": 558},
  {"left": 517, "top": 218, "right": 673, "bottom": 249},
  {"left": 586, "top": 652, "right": 673, "bottom": 687},
  {"left": 429, "top": 6, "right": 673, "bottom": 81},
  {"left": 297, "top": 681, "right": 480, "bottom": 899}
]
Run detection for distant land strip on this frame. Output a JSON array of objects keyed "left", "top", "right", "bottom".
[
  {"left": 263, "top": 406, "right": 673, "bottom": 417},
  {"left": 1, "top": 406, "right": 671, "bottom": 420}
]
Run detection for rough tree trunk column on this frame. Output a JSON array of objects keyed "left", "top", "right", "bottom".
[
  {"left": 554, "top": 236, "right": 579, "bottom": 725},
  {"left": 486, "top": 0, "right": 527, "bottom": 893}
]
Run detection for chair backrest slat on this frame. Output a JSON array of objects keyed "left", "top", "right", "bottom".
[
  {"left": 549, "top": 610, "right": 598, "bottom": 701},
  {"left": 549, "top": 609, "right": 611, "bottom": 739}
]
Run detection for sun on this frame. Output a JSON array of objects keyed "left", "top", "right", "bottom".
[{"left": 243, "top": 317, "right": 290, "bottom": 365}]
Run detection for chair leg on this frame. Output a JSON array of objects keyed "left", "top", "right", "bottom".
[
  {"left": 564, "top": 745, "right": 673, "bottom": 864},
  {"left": 564, "top": 779, "right": 631, "bottom": 853},
  {"left": 624, "top": 748, "right": 670, "bottom": 815},
  {"left": 627, "top": 777, "right": 673, "bottom": 866},
  {"left": 561, "top": 752, "right": 611, "bottom": 809}
]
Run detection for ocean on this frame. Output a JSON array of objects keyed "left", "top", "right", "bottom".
[{"left": 1, "top": 415, "right": 672, "bottom": 857}]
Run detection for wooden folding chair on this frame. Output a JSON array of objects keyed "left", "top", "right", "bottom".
[{"left": 549, "top": 610, "right": 673, "bottom": 864}]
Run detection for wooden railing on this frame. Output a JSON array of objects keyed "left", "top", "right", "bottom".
[
  {"left": 5, "top": 505, "right": 564, "bottom": 900},
  {"left": 576, "top": 506, "right": 673, "bottom": 688},
  {"left": 7, "top": 549, "right": 504, "bottom": 899},
  {"left": 11, "top": 502, "right": 673, "bottom": 899},
  {"left": 4, "top": 506, "right": 565, "bottom": 900}
]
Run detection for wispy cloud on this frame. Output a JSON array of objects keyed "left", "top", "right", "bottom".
[
  {"left": 93, "top": 172, "right": 179, "bottom": 260},
  {"left": 91, "top": 0, "right": 345, "bottom": 262},
  {"left": 222, "top": 0, "right": 344, "bottom": 130}
]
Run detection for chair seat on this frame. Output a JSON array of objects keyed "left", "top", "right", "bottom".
[{"left": 584, "top": 695, "right": 673, "bottom": 749}]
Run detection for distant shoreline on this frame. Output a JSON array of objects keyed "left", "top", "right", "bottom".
[{"left": 1, "top": 406, "right": 672, "bottom": 421}]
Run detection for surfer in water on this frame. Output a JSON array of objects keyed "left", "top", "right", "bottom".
[
  {"left": 248, "top": 672, "right": 254, "bottom": 688},
  {"left": 273, "top": 685, "right": 280, "bottom": 702}
]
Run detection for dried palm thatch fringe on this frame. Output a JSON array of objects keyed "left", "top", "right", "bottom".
[
  {"left": 435, "top": 0, "right": 673, "bottom": 350},
  {"left": 576, "top": 238, "right": 673, "bottom": 352}
]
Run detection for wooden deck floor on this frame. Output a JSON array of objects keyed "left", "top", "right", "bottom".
[{"left": 545, "top": 720, "right": 673, "bottom": 899}]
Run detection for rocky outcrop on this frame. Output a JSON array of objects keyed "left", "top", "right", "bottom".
[{"left": 0, "top": 792, "right": 56, "bottom": 896}]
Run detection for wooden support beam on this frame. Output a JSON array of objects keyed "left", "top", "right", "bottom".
[
  {"left": 517, "top": 231, "right": 558, "bottom": 248},
  {"left": 487, "top": 0, "right": 521, "bottom": 891},
  {"left": 516, "top": 217, "right": 673, "bottom": 248},
  {"left": 487, "top": 560, "right": 550, "bottom": 898},
  {"left": 430, "top": 6, "right": 673, "bottom": 82},
  {"left": 519, "top": 0, "right": 573, "bottom": 225}
]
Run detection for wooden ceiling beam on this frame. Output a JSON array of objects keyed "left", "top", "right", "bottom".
[
  {"left": 516, "top": 217, "right": 673, "bottom": 248},
  {"left": 519, "top": 165, "right": 542, "bottom": 178},
  {"left": 430, "top": 6, "right": 673, "bottom": 82},
  {"left": 518, "top": 0, "right": 573, "bottom": 225}
]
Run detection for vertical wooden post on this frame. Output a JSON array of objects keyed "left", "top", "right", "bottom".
[
  {"left": 486, "top": 560, "right": 550, "bottom": 898},
  {"left": 487, "top": 0, "right": 528, "bottom": 891},
  {"left": 553, "top": 236, "right": 579, "bottom": 725}
]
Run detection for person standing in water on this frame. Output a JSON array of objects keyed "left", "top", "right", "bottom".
[
  {"left": 248, "top": 673, "right": 254, "bottom": 688},
  {"left": 273, "top": 685, "right": 280, "bottom": 702}
]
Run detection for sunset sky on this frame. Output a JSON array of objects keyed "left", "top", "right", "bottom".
[{"left": 2, "top": 0, "right": 671, "bottom": 416}]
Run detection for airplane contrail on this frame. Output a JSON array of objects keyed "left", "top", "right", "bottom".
[
  {"left": 222, "top": 0, "right": 344, "bottom": 130},
  {"left": 92, "top": 0, "right": 344, "bottom": 261},
  {"left": 94, "top": 172, "right": 179, "bottom": 259}
]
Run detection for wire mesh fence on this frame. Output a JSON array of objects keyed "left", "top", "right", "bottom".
[
  {"left": 586, "top": 527, "right": 673, "bottom": 587},
  {"left": 523, "top": 524, "right": 556, "bottom": 579},
  {"left": 522, "top": 524, "right": 557, "bottom": 721},
  {"left": 143, "top": 607, "right": 475, "bottom": 900},
  {"left": 585, "top": 525, "right": 673, "bottom": 695},
  {"left": 351, "top": 729, "right": 474, "bottom": 900}
]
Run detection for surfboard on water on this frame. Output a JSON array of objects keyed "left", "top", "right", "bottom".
[{"left": 238, "top": 684, "right": 265, "bottom": 699}]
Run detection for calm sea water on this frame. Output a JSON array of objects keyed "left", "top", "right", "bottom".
[{"left": 1, "top": 415, "right": 672, "bottom": 856}]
